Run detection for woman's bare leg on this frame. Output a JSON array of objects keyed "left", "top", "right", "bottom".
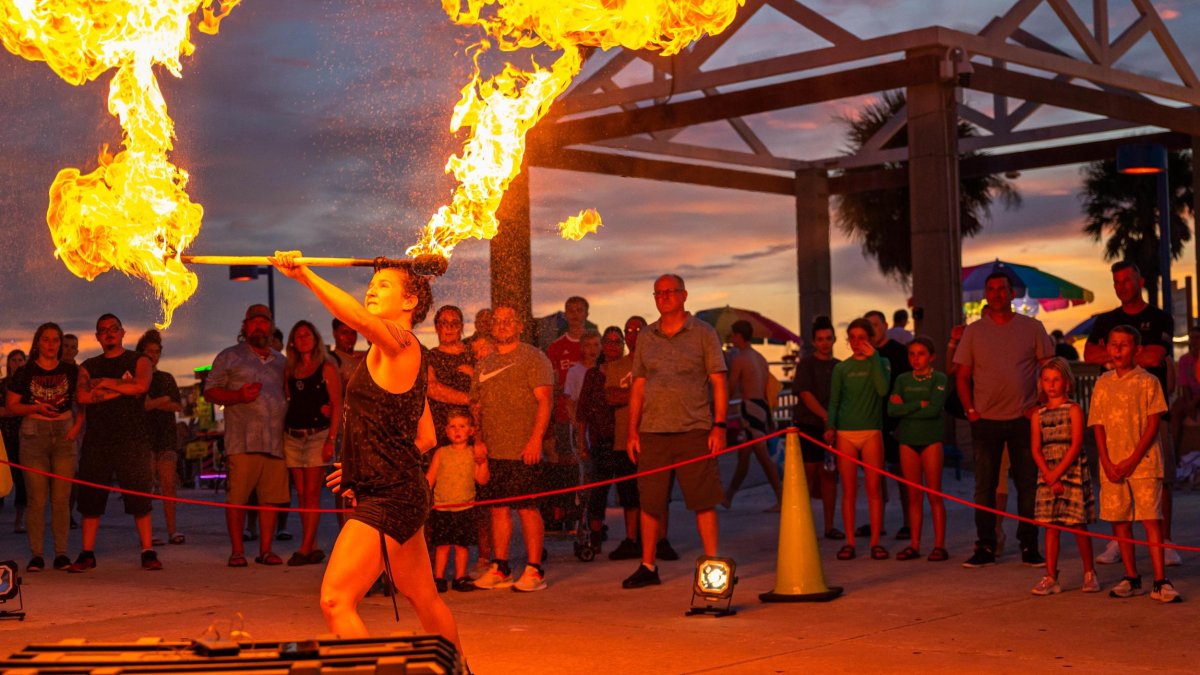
[{"left": 861, "top": 434, "right": 885, "bottom": 549}]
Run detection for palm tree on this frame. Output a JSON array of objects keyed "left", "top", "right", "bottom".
[
  {"left": 833, "top": 91, "right": 1021, "bottom": 285},
  {"left": 1080, "top": 151, "right": 1193, "bottom": 307}
]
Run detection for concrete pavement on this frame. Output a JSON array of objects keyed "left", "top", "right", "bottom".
[{"left": 0, "top": 463, "right": 1197, "bottom": 673}]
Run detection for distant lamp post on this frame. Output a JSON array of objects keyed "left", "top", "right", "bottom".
[
  {"left": 1116, "top": 142, "right": 1171, "bottom": 314},
  {"left": 229, "top": 265, "right": 276, "bottom": 318}
]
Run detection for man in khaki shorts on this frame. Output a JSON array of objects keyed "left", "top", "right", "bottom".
[
  {"left": 204, "top": 304, "right": 289, "bottom": 567},
  {"left": 624, "top": 274, "right": 728, "bottom": 589}
]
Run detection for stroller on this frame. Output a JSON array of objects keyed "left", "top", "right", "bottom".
[{"left": 572, "top": 470, "right": 603, "bottom": 562}]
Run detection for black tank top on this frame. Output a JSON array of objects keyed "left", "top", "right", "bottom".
[
  {"left": 81, "top": 350, "right": 149, "bottom": 446},
  {"left": 426, "top": 346, "right": 472, "bottom": 444},
  {"left": 285, "top": 365, "right": 331, "bottom": 430},
  {"left": 341, "top": 342, "right": 427, "bottom": 493}
]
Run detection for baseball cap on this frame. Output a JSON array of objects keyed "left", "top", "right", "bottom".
[{"left": 244, "top": 304, "right": 273, "bottom": 322}]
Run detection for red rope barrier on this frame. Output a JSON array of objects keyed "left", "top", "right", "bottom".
[
  {"left": 0, "top": 460, "right": 351, "bottom": 513},
  {"left": 799, "top": 428, "right": 1200, "bottom": 553},
  {"left": 5, "top": 427, "right": 1193, "bottom": 554},
  {"left": 436, "top": 428, "right": 793, "bottom": 510},
  {"left": 0, "top": 429, "right": 790, "bottom": 514}
]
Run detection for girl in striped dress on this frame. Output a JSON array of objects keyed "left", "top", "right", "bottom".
[{"left": 1030, "top": 357, "right": 1097, "bottom": 595}]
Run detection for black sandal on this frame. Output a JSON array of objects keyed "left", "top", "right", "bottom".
[
  {"left": 870, "top": 545, "right": 890, "bottom": 560},
  {"left": 927, "top": 547, "right": 949, "bottom": 562},
  {"left": 825, "top": 528, "right": 846, "bottom": 540},
  {"left": 896, "top": 546, "right": 922, "bottom": 561},
  {"left": 836, "top": 545, "right": 856, "bottom": 560}
]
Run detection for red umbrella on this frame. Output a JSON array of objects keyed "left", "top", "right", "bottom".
[{"left": 693, "top": 306, "right": 800, "bottom": 345}]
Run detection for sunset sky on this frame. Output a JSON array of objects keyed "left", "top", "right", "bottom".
[{"left": 0, "top": 0, "right": 1196, "bottom": 379}]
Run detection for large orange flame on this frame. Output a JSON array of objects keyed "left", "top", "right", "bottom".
[
  {"left": 408, "top": 0, "right": 744, "bottom": 260},
  {"left": 0, "top": 0, "right": 240, "bottom": 328}
]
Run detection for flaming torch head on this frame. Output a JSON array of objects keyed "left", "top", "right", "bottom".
[{"left": 409, "top": 253, "right": 450, "bottom": 278}]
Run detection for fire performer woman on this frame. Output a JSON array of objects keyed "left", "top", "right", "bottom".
[{"left": 271, "top": 251, "right": 464, "bottom": 655}]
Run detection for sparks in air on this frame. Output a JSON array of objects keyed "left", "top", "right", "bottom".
[
  {"left": 0, "top": 0, "right": 241, "bottom": 328},
  {"left": 407, "top": 0, "right": 745, "bottom": 261}
]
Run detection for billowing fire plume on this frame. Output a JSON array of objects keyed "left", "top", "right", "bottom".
[
  {"left": 407, "top": 0, "right": 744, "bottom": 260},
  {"left": 0, "top": 0, "right": 240, "bottom": 328}
]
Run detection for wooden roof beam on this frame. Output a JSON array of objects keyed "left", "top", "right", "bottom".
[
  {"left": 967, "top": 62, "right": 1200, "bottom": 135},
  {"left": 536, "top": 55, "right": 943, "bottom": 147},
  {"left": 527, "top": 147, "right": 796, "bottom": 195}
]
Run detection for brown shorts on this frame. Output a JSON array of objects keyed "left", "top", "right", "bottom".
[
  {"left": 637, "top": 430, "right": 723, "bottom": 517},
  {"left": 226, "top": 452, "right": 290, "bottom": 505}
]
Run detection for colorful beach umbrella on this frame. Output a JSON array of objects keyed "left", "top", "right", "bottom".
[
  {"left": 693, "top": 306, "right": 801, "bottom": 345},
  {"left": 962, "top": 259, "right": 1094, "bottom": 312}
]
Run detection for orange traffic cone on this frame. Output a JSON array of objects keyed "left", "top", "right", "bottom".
[{"left": 760, "top": 430, "right": 842, "bottom": 602}]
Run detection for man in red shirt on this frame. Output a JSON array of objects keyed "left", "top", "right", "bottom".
[{"left": 544, "top": 296, "right": 589, "bottom": 529}]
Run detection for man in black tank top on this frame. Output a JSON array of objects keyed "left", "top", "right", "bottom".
[{"left": 69, "top": 313, "right": 161, "bottom": 572}]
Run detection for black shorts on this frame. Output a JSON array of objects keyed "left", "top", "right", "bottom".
[
  {"left": 76, "top": 440, "right": 153, "bottom": 517},
  {"left": 485, "top": 459, "right": 541, "bottom": 509},
  {"left": 587, "top": 445, "right": 640, "bottom": 518},
  {"left": 350, "top": 484, "right": 432, "bottom": 545},
  {"left": 429, "top": 507, "right": 478, "bottom": 547},
  {"left": 882, "top": 424, "right": 901, "bottom": 465},
  {"left": 796, "top": 424, "right": 827, "bottom": 464}
]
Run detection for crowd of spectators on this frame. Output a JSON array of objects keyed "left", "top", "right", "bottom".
[{"left": 0, "top": 262, "right": 1188, "bottom": 604}]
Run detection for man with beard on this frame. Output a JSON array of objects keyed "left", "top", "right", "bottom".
[
  {"left": 69, "top": 314, "right": 159, "bottom": 572},
  {"left": 471, "top": 305, "right": 554, "bottom": 592},
  {"left": 205, "top": 305, "right": 289, "bottom": 567}
]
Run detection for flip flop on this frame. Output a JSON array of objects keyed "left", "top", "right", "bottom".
[
  {"left": 836, "top": 545, "right": 856, "bottom": 561},
  {"left": 896, "top": 546, "right": 922, "bottom": 561},
  {"left": 227, "top": 554, "right": 248, "bottom": 568},
  {"left": 169, "top": 533, "right": 186, "bottom": 545},
  {"left": 255, "top": 552, "right": 283, "bottom": 566},
  {"left": 871, "top": 545, "right": 890, "bottom": 560}
]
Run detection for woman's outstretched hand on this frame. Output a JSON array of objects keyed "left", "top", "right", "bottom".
[{"left": 271, "top": 250, "right": 307, "bottom": 281}]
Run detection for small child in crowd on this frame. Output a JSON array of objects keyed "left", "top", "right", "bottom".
[
  {"left": 887, "top": 336, "right": 949, "bottom": 562},
  {"left": 1029, "top": 358, "right": 1097, "bottom": 595},
  {"left": 1088, "top": 326, "right": 1180, "bottom": 602},
  {"left": 426, "top": 412, "right": 489, "bottom": 593}
]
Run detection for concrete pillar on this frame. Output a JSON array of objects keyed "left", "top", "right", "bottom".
[
  {"left": 906, "top": 55, "right": 962, "bottom": 356},
  {"left": 1193, "top": 136, "right": 1200, "bottom": 323},
  {"left": 491, "top": 167, "right": 533, "bottom": 327},
  {"left": 795, "top": 169, "right": 832, "bottom": 351}
]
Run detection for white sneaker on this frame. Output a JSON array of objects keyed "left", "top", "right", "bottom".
[
  {"left": 1108, "top": 576, "right": 1143, "bottom": 598},
  {"left": 1081, "top": 571, "right": 1101, "bottom": 593},
  {"left": 1096, "top": 539, "right": 1121, "bottom": 565},
  {"left": 1031, "top": 575, "right": 1061, "bottom": 596},
  {"left": 1164, "top": 542, "right": 1183, "bottom": 567},
  {"left": 511, "top": 565, "right": 547, "bottom": 592},
  {"left": 1151, "top": 579, "right": 1182, "bottom": 603},
  {"left": 472, "top": 563, "right": 513, "bottom": 590}
]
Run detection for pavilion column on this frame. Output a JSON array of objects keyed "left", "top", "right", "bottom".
[
  {"left": 906, "top": 52, "right": 962, "bottom": 354},
  {"left": 1193, "top": 136, "right": 1200, "bottom": 326},
  {"left": 795, "top": 169, "right": 832, "bottom": 351},
  {"left": 491, "top": 166, "right": 533, "bottom": 326}
]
